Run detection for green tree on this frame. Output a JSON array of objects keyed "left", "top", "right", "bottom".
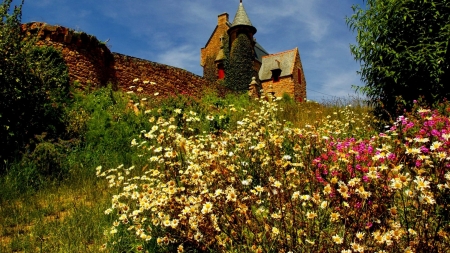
[
  {"left": 347, "top": 0, "right": 450, "bottom": 121},
  {"left": 0, "top": 0, "right": 70, "bottom": 166},
  {"left": 226, "top": 33, "right": 254, "bottom": 91}
]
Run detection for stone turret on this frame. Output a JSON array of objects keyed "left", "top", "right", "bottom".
[{"left": 227, "top": 0, "right": 257, "bottom": 50}]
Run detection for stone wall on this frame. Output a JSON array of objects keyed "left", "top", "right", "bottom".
[
  {"left": 22, "top": 22, "right": 222, "bottom": 98},
  {"left": 112, "top": 53, "right": 216, "bottom": 97},
  {"left": 22, "top": 22, "right": 113, "bottom": 88}
]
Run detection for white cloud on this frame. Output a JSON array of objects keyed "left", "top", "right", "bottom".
[
  {"left": 155, "top": 45, "right": 201, "bottom": 74},
  {"left": 251, "top": 0, "right": 329, "bottom": 42}
]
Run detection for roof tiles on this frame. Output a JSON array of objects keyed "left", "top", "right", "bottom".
[
  {"left": 258, "top": 48, "right": 299, "bottom": 81},
  {"left": 231, "top": 2, "right": 254, "bottom": 28}
]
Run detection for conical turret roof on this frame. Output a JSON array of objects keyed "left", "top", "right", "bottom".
[{"left": 231, "top": 1, "right": 254, "bottom": 28}]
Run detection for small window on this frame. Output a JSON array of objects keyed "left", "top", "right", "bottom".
[{"left": 271, "top": 69, "right": 281, "bottom": 82}]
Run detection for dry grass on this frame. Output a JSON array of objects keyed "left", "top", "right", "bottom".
[{"left": 0, "top": 180, "right": 112, "bottom": 252}]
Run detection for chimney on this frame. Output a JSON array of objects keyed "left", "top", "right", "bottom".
[{"left": 218, "top": 13, "right": 229, "bottom": 25}]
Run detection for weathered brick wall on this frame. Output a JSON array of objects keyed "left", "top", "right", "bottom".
[{"left": 22, "top": 22, "right": 223, "bottom": 98}]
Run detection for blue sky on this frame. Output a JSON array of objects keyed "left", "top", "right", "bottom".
[{"left": 19, "top": 0, "right": 365, "bottom": 101}]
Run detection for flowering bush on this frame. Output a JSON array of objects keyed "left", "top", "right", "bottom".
[{"left": 98, "top": 97, "right": 450, "bottom": 252}]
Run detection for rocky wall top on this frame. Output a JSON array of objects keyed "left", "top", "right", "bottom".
[{"left": 21, "top": 22, "right": 224, "bottom": 98}]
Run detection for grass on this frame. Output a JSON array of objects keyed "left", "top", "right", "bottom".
[
  {"left": 0, "top": 87, "right": 372, "bottom": 252},
  {"left": 0, "top": 178, "right": 112, "bottom": 252}
]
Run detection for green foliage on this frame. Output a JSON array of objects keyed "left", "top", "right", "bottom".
[
  {"left": 66, "top": 87, "right": 151, "bottom": 171},
  {"left": 221, "top": 32, "right": 230, "bottom": 83},
  {"left": 226, "top": 33, "right": 254, "bottom": 91},
  {"left": 0, "top": 0, "right": 70, "bottom": 167},
  {"left": 347, "top": 0, "right": 450, "bottom": 122},
  {"left": 203, "top": 55, "right": 218, "bottom": 83}
]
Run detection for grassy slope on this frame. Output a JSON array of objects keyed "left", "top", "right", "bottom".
[{"left": 0, "top": 88, "right": 370, "bottom": 252}]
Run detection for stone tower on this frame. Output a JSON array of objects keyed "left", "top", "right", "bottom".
[
  {"left": 227, "top": 0, "right": 256, "bottom": 57},
  {"left": 200, "top": 1, "right": 306, "bottom": 101},
  {"left": 200, "top": 0, "right": 268, "bottom": 81}
]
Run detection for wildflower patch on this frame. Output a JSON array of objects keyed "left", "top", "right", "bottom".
[{"left": 98, "top": 98, "right": 450, "bottom": 252}]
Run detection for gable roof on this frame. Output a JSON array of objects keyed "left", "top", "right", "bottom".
[
  {"left": 202, "top": 20, "right": 232, "bottom": 49},
  {"left": 259, "top": 48, "right": 299, "bottom": 81}
]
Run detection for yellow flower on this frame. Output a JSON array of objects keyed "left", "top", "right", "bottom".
[
  {"left": 330, "top": 212, "right": 340, "bottom": 222},
  {"left": 163, "top": 219, "right": 171, "bottom": 227},
  {"left": 226, "top": 191, "right": 237, "bottom": 202},
  {"left": 356, "top": 231, "right": 365, "bottom": 240},
  {"left": 430, "top": 141, "right": 442, "bottom": 151},
  {"left": 300, "top": 195, "right": 310, "bottom": 201},
  {"left": 171, "top": 219, "right": 179, "bottom": 229},
  {"left": 177, "top": 244, "right": 184, "bottom": 253},
  {"left": 323, "top": 184, "right": 332, "bottom": 195},
  {"left": 271, "top": 212, "right": 282, "bottom": 219},
  {"left": 350, "top": 242, "right": 364, "bottom": 252},
  {"left": 201, "top": 202, "right": 213, "bottom": 214},
  {"left": 110, "top": 227, "right": 118, "bottom": 234},
  {"left": 194, "top": 232, "right": 203, "bottom": 241},
  {"left": 306, "top": 211, "right": 317, "bottom": 219},
  {"left": 272, "top": 180, "right": 282, "bottom": 188},
  {"left": 337, "top": 181, "right": 349, "bottom": 198},
  {"left": 420, "top": 193, "right": 436, "bottom": 205},
  {"left": 414, "top": 176, "right": 430, "bottom": 191},
  {"left": 332, "top": 234, "right": 343, "bottom": 244},
  {"left": 331, "top": 176, "right": 338, "bottom": 184},
  {"left": 272, "top": 226, "right": 280, "bottom": 236},
  {"left": 254, "top": 185, "right": 264, "bottom": 193}
]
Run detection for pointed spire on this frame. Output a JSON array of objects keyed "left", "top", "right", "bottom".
[{"left": 231, "top": 0, "right": 254, "bottom": 28}]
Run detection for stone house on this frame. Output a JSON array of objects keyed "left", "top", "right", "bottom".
[
  {"left": 200, "top": 0, "right": 307, "bottom": 101},
  {"left": 259, "top": 48, "right": 307, "bottom": 101}
]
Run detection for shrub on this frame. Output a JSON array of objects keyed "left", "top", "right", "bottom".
[
  {"left": 0, "top": 0, "right": 70, "bottom": 167},
  {"left": 347, "top": 0, "right": 450, "bottom": 122},
  {"left": 203, "top": 55, "right": 218, "bottom": 83}
]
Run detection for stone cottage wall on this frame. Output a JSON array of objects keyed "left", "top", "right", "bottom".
[
  {"left": 293, "top": 50, "right": 307, "bottom": 101},
  {"left": 262, "top": 77, "right": 296, "bottom": 99}
]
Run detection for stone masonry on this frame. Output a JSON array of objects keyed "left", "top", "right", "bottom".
[
  {"left": 200, "top": 13, "right": 229, "bottom": 69},
  {"left": 22, "top": 22, "right": 223, "bottom": 98}
]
